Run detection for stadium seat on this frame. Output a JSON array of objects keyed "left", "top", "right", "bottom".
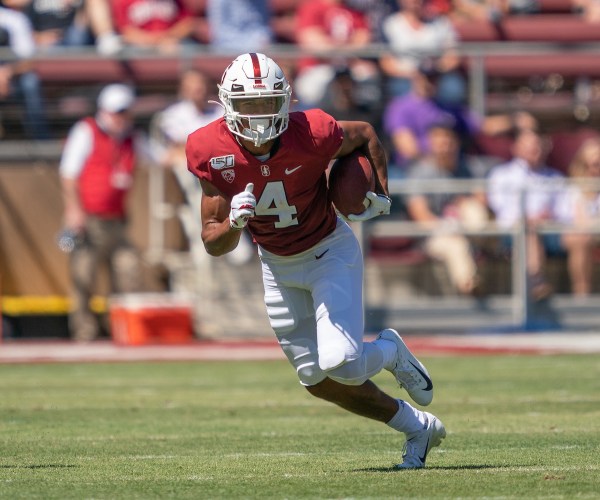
[
  {"left": 35, "top": 58, "right": 127, "bottom": 82},
  {"left": 464, "top": 53, "right": 600, "bottom": 78},
  {"left": 368, "top": 236, "right": 429, "bottom": 265},
  {"left": 502, "top": 15, "right": 600, "bottom": 41},
  {"left": 538, "top": 0, "right": 574, "bottom": 13},
  {"left": 454, "top": 20, "right": 505, "bottom": 42},
  {"left": 455, "top": 14, "right": 600, "bottom": 42},
  {"left": 472, "top": 133, "right": 514, "bottom": 162},
  {"left": 124, "top": 59, "right": 189, "bottom": 82}
]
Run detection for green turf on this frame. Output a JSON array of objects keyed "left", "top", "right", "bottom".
[{"left": 1, "top": 354, "right": 599, "bottom": 499}]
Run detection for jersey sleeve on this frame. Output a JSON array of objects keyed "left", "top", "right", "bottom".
[
  {"left": 185, "top": 128, "right": 213, "bottom": 183},
  {"left": 303, "top": 109, "right": 344, "bottom": 159}
]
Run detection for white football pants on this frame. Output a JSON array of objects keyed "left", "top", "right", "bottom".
[{"left": 258, "top": 219, "right": 385, "bottom": 386}]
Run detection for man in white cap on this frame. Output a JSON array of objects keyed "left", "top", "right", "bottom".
[{"left": 59, "top": 83, "right": 144, "bottom": 341}]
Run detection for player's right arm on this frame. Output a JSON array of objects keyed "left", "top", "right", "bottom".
[{"left": 200, "top": 179, "right": 252, "bottom": 256}]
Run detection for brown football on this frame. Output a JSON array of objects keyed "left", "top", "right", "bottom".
[{"left": 328, "top": 151, "right": 376, "bottom": 218}]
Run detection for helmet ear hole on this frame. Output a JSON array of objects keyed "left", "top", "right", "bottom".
[{"left": 218, "top": 53, "right": 292, "bottom": 146}]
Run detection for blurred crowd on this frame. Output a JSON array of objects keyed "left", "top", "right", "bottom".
[
  {"left": 1, "top": 0, "right": 600, "bottom": 139},
  {"left": 1, "top": 0, "right": 600, "bottom": 340}
]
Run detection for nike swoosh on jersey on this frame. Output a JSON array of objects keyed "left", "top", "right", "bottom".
[
  {"left": 409, "top": 361, "right": 433, "bottom": 391},
  {"left": 315, "top": 249, "right": 329, "bottom": 259},
  {"left": 285, "top": 165, "right": 303, "bottom": 175}
]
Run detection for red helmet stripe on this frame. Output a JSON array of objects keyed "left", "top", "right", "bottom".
[{"left": 249, "top": 53, "right": 262, "bottom": 84}]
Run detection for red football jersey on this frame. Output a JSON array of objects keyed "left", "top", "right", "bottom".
[
  {"left": 186, "top": 109, "right": 344, "bottom": 256},
  {"left": 112, "top": 0, "right": 192, "bottom": 33}
]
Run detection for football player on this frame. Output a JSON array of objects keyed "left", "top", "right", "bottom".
[{"left": 185, "top": 52, "right": 445, "bottom": 469}]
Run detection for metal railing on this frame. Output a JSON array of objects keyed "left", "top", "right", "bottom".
[
  {"left": 3, "top": 39, "right": 600, "bottom": 115},
  {"left": 145, "top": 160, "right": 600, "bottom": 333},
  {"left": 360, "top": 177, "right": 600, "bottom": 332}
]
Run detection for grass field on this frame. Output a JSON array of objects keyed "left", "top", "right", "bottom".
[{"left": 1, "top": 353, "right": 599, "bottom": 499}]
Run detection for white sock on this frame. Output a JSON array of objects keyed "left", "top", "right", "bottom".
[
  {"left": 372, "top": 338, "right": 397, "bottom": 371},
  {"left": 386, "top": 399, "right": 426, "bottom": 434}
]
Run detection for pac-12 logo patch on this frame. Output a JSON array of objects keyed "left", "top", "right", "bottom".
[
  {"left": 221, "top": 169, "right": 235, "bottom": 183},
  {"left": 210, "top": 155, "right": 235, "bottom": 170}
]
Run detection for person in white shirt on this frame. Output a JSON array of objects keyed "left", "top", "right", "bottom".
[
  {"left": 151, "top": 68, "right": 253, "bottom": 265},
  {"left": 379, "top": 0, "right": 465, "bottom": 104},
  {"left": 153, "top": 69, "right": 222, "bottom": 169},
  {"left": 555, "top": 137, "right": 600, "bottom": 296},
  {"left": 487, "top": 129, "right": 565, "bottom": 300},
  {"left": 59, "top": 83, "right": 147, "bottom": 341}
]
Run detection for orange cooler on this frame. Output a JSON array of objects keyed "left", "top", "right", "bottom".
[{"left": 109, "top": 293, "right": 194, "bottom": 345}]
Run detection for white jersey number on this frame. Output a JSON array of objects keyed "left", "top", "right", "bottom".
[{"left": 255, "top": 181, "right": 298, "bottom": 228}]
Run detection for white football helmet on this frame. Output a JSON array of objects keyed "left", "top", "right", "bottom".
[{"left": 218, "top": 53, "right": 292, "bottom": 147}]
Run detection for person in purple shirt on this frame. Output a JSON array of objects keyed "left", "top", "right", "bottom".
[{"left": 383, "top": 60, "right": 537, "bottom": 173}]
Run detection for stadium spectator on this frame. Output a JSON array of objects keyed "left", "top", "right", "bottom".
[
  {"left": 344, "top": 0, "right": 399, "bottom": 42},
  {"left": 151, "top": 68, "right": 254, "bottom": 265},
  {"left": 405, "top": 123, "right": 490, "bottom": 296},
  {"left": 555, "top": 138, "right": 600, "bottom": 296},
  {"left": 572, "top": 0, "right": 600, "bottom": 22},
  {"left": 2, "top": 0, "right": 92, "bottom": 51},
  {"left": 487, "top": 129, "right": 565, "bottom": 301},
  {"left": 59, "top": 83, "right": 145, "bottom": 341},
  {"left": 206, "top": 0, "right": 273, "bottom": 52},
  {"left": 152, "top": 68, "right": 222, "bottom": 169},
  {"left": 86, "top": 0, "right": 123, "bottom": 55},
  {"left": 293, "top": 0, "right": 380, "bottom": 110},
  {"left": 185, "top": 52, "right": 445, "bottom": 469},
  {"left": 452, "top": 0, "right": 539, "bottom": 23},
  {"left": 0, "top": 3, "right": 50, "bottom": 139},
  {"left": 383, "top": 60, "right": 537, "bottom": 172},
  {"left": 509, "top": 0, "right": 540, "bottom": 14},
  {"left": 379, "top": 0, "right": 465, "bottom": 105},
  {"left": 111, "top": 0, "right": 196, "bottom": 54},
  {"left": 317, "top": 66, "right": 383, "bottom": 134},
  {"left": 452, "top": 0, "right": 509, "bottom": 22},
  {"left": 3, "top": 0, "right": 122, "bottom": 55}
]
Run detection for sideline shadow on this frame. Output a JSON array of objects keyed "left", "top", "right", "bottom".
[
  {"left": 352, "top": 464, "right": 516, "bottom": 473},
  {"left": 0, "top": 464, "right": 77, "bottom": 469}
]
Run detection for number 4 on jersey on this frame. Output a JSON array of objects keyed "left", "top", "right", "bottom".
[{"left": 255, "top": 181, "right": 298, "bottom": 228}]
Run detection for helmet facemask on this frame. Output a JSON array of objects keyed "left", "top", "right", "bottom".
[{"left": 218, "top": 53, "right": 292, "bottom": 147}]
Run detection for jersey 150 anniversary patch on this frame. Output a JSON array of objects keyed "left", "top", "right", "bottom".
[{"left": 210, "top": 155, "right": 235, "bottom": 170}]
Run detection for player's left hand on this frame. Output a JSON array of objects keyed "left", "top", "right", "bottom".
[{"left": 347, "top": 192, "right": 392, "bottom": 222}]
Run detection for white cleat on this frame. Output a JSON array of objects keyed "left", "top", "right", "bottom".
[
  {"left": 378, "top": 328, "right": 433, "bottom": 406},
  {"left": 395, "top": 412, "right": 446, "bottom": 469}
]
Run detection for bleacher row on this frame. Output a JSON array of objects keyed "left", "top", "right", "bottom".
[
  {"left": 182, "top": 0, "right": 600, "bottom": 45},
  {"left": 0, "top": 0, "right": 598, "bottom": 141}
]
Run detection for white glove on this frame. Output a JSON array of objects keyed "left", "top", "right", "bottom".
[
  {"left": 347, "top": 191, "right": 392, "bottom": 222},
  {"left": 229, "top": 183, "right": 256, "bottom": 229}
]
